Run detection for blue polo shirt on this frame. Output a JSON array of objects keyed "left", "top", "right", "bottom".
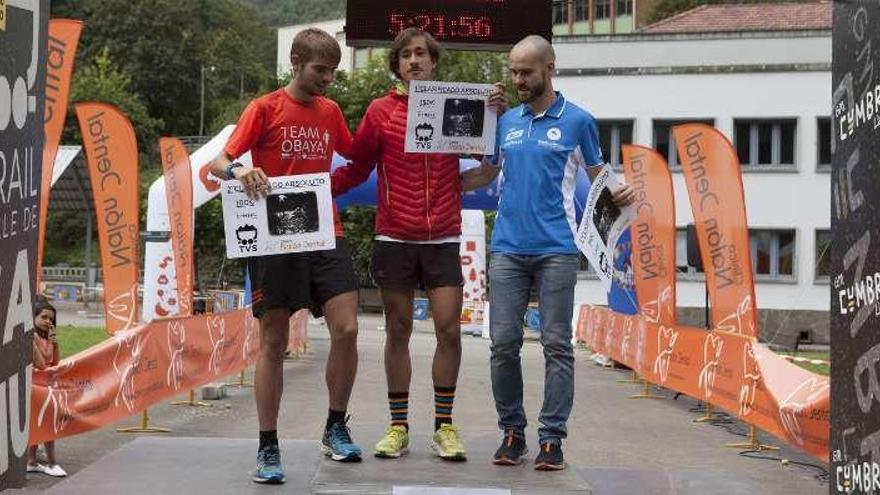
[{"left": 491, "top": 92, "right": 604, "bottom": 255}]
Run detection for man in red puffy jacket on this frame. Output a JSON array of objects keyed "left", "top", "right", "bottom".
[{"left": 332, "top": 27, "right": 505, "bottom": 461}]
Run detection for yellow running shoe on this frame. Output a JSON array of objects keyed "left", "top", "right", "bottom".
[
  {"left": 374, "top": 425, "right": 409, "bottom": 458},
  {"left": 431, "top": 424, "right": 467, "bottom": 461}
]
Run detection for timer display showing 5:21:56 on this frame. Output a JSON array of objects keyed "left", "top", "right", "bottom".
[{"left": 389, "top": 13, "right": 493, "bottom": 39}]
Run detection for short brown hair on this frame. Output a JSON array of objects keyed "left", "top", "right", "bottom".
[
  {"left": 290, "top": 28, "right": 342, "bottom": 66},
  {"left": 389, "top": 28, "right": 441, "bottom": 79}
]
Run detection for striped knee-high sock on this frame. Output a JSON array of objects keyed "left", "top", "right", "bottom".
[
  {"left": 434, "top": 386, "right": 456, "bottom": 430},
  {"left": 389, "top": 391, "right": 409, "bottom": 429}
]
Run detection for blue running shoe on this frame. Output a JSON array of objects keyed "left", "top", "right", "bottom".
[
  {"left": 322, "top": 420, "right": 363, "bottom": 462},
  {"left": 252, "top": 444, "right": 286, "bottom": 484}
]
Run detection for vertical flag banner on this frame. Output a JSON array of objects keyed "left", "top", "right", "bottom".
[
  {"left": 36, "top": 19, "right": 81, "bottom": 287},
  {"left": 673, "top": 124, "right": 757, "bottom": 338},
  {"left": 159, "top": 137, "right": 195, "bottom": 317},
  {"left": 75, "top": 103, "right": 140, "bottom": 334},
  {"left": 622, "top": 145, "right": 677, "bottom": 325}
]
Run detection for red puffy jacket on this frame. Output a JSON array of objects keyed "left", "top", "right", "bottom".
[{"left": 331, "top": 89, "right": 462, "bottom": 240}]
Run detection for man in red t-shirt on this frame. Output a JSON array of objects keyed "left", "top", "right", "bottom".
[{"left": 210, "top": 28, "right": 361, "bottom": 484}]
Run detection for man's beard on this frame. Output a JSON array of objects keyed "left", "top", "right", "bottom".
[{"left": 518, "top": 76, "right": 547, "bottom": 104}]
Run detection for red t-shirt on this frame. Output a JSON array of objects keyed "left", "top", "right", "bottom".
[{"left": 224, "top": 88, "right": 352, "bottom": 236}]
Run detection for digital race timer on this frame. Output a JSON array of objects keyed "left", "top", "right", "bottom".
[{"left": 345, "top": 0, "right": 552, "bottom": 50}]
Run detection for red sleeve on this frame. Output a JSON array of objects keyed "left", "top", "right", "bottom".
[
  {"left": 332, "top": 103, "right": 353, "bottom": 159},
  {"left": 331, "top": 100, "right": 382, "bottom": 197},
  {"left": 224, "top": 99, "right": 265, "bottom": 160}
]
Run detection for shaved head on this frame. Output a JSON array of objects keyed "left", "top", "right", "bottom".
[
  {"left": 508, "top": 35, "right": 556, "bottom": 106},
  {"left": 511, "top": 35, "right": 555, "bottom": 64}
]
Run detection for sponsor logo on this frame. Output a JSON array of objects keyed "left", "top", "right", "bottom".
[
  {"left": 36, "top": 362, "right": 75, "bottom": 434},
  {"left": 836, "top": 461, "right": 880, "bottom": 493},
  {"left": 242, "top": 313, "right": 259, "bottom": 361},
  {"left": 779, "top": 376, "right": 829, "bottom": 447},
  {"left": 839, "top": 271, "right": 880, "bottom": 314},
  {"left": 738, "top": 342, "right": 761, "bottom": 416},
  {"left": 235, "top": 224, "right": 258, "bottom": 253},
  {"left": 698, "top": 333, "right": 724, "bottom": 399},
  {"left": 165, "top": 321, "right": 186, "bottom": 390},
  {"left": 716, "top": 295, "right": 755, "bottom": 335},
  {"left": 107, "top": 284, "right": 138, "bottom": 330},
  {"left": 642, "top": 286, "right": 673, "bottom": 324},
  {"left": 113, "top": 331, "right": 145, "bottom": 412},
  {"left": 620, "top": 317, "right": 633, "bottom": 364},
  {"left": 414, "top": 122, "right": 434, "bottom": 150},
  {"left": 207, "top": 316, "right": 226, "bottom": 375},
  {"left": 653, "top": 326, "right": 678, "bottom": 384},
  {"left": 505, "top": 128, "right": 524, "bottom": 142},
  {"left": 280, "top": 125, "right": 330, "bottom": 160}
]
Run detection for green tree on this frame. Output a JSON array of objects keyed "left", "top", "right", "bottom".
[
  {"left": 46, "top": 0, "right": 279, "bottom": 277},
  {"left": 241, "top": 0, "right": 345, "bottom": 26},
  {"left": 66, "top": 48, "right": 163, "bottom": 147},
  {"left": 52, "top": 0, "right": 276, "bottom": 137},
  {"left": 46, "top": 49, "right": 164, "bottom": 270},
  {"left": 326, "top": 57, "right": 396, "bottom": 131}
]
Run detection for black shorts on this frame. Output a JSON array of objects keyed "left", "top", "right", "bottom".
[
  {"left": 246, "top": 237, "right": 358, "bottom": 319},
  {"left": 371, "top": 240, "right": 464, "bottom": 290}
]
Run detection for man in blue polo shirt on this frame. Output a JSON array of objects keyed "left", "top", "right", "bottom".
[{"left": 465, "top": 35, "right": 634, "bottom": 471}]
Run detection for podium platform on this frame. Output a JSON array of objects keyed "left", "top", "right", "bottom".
[{"left": 44, "top": 436, "right": 592, "bottom": 495}]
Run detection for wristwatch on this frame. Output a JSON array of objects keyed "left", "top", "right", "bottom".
[{"left": 225, "top": 161, "right": 244, "bottom": 180}]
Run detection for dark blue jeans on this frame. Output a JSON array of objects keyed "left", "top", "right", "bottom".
[{"left": 489, "top": 253, "right": 579, "bottom": 444}]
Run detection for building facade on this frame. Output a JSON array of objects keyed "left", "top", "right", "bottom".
[{"left": 556, "top": 3, "right": 832, "bottom": 344}]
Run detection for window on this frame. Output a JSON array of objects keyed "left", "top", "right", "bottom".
[
  {"left": 574, "top": 0, "right": 588, "bottom": 21},
  {"left": 817, "top": 117, "right": 831, "bottom": 170},
  {"left": 734, "top": 119, "right": 797, "bottom": 168},
  {"left": 595, "top": 0, "right": 610, "bottom": 19},
  {"left": 353, "top": 48, "right": 370, "bottom": 70},
  {"left": 750, "top": 229, "right": 795, "bottom": 279},
  {"left": 616, "top": 0, "right": 633, "bottom": 16},
  {"left": 653, "top": 119, "right": 714, "bottom": 168},
  {"left": 598, "top": 120, "right": 634, "bottom": 168},
  {"left": 676, "top": 229, "right": 704, "bottom": 277},
  {"left": 676, "top": 228, "right": 795, "bottom": 281},
  {"left": 815, "top": 229, "right": 831, "bottom": 281},
  {"left": 553, "top": 0, "right": 568, "bottom": 24}
]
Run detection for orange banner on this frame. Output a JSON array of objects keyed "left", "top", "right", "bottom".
[
  {"left": 30, "top": 309, "right": 309, "bottom": 444},
  {"left": 674, "top": 124, "right": 757, "bottom": 338},
  {"left": 622, "top": 145, "right": 677, "bottom": 325},
  {"left": 159, "top": 138, "right": 194, "bottom": 317},
  {"left": 30, "top": 310, "right": 258, "bottom": 444},
  {"left": 577, "top": 307, "right": 829, "bottom": 460},
  {"left": 75, "top": 103, "right": 140, "bottom": 334},
  {"left": 38, "top": 19, "right": 82, "bottom": 287}
]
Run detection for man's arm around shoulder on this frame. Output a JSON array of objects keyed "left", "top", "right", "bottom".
[{"left": 462, "top": 157, "right": 501, "bottom": 192}]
